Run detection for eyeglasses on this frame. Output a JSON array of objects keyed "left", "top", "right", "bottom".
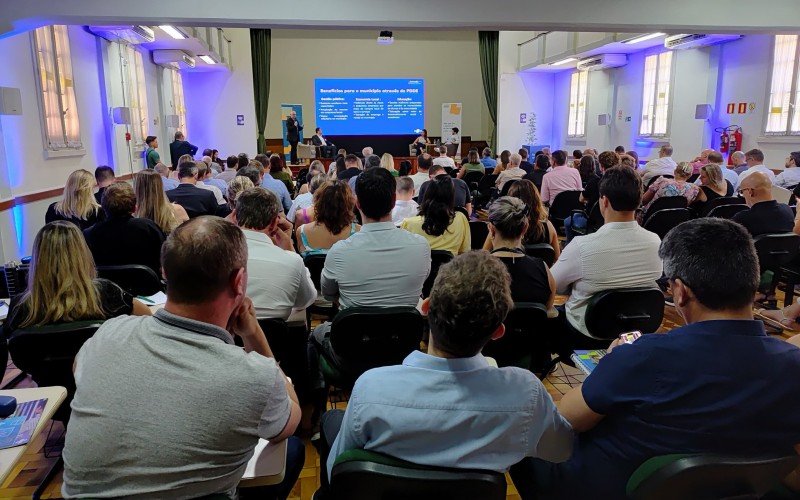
[{"left": 737, "top": 188, "right": 753, "bottom": 195}]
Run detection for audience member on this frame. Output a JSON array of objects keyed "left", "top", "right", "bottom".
[
  {"left": 201, "top": 159, "right": 229, "bottom": 193},
  {"left": 540, "top": 150, "right": 582, "bottom": 206},
  {"left": 233, "top": 188, "right": 316, "bottom": 319},
  {"left": 226, "top": 175, "right": 255, "bottom": 220},
  {"left": 641, "top": 162, "right": 703, "bottom": 216},
  {"left": 169, "top": 130, "right": 198, "bottom": 168},
  {"left": 457, "top": 149, "right": 485, "bottom": 177},
  {"left": 703, "top": 151, "right": 739, "bottom": 190},
  {"left": 155, "top": 162, "right": 179, "bottom": 190},
  {"left": 133, "top": 169, "right": 189, "bottom": 235},
  {"left": 614, "top": 145, "right": 626, "bottom": 155},
  {"left": 321, "top": 251, "right": 572, "bottom": 488},
  {"left": 236, "top": 162, "right": 264, "bottom": 187},
  {"left": 484, "top": 180, "right": 560, "bottom": 261},
  {"left": 94, "top": 166, "right": 116, "bottom": 204},
  {"left": 144, "top": 136, "right": 160, "bottom": 169},
  {"left": 166, "top": 162, "right": 220, "bottom": 218},
  {"left": 550, "top": 167, "right": 662, "bottom": 353},
  {"left": 576, "top": 155, "right": 598, "bottom": 184},
  {"left": 195, "top": 162, "right": 227, "bottom": 205},
  {"left": 2, "top": 221, "right": 150, "bottom": 338},
  {"left": 512, "top": 217, "right": 800, "bottom": 499},
  {"left": 731, "top": 150, "right": 748, "bottom": 174},
  {"left": 338, "top": 154, "right": 362, "bottom": 182},
  {"left": 397, "top": 160, "right": 413, "bottom": 177},
  {"left": 523, "top": 153, "right": 551, "bottom": 192},
  {"left": 495, "top": 153, "right": 526, "bottom": 191},
  {"left": 401, "top": 175, "right": 471, "bottom": 255},
  {"left": 571, "top": 149, "right": 583, "bottom": 168},
  {"left": 45, "top": 169, "right": 104, "bottom": 230},
  {"left": 733, "top": 172, "right": 794, "bottom": 237},
  {"left": 488, "top": 197, "right": 556, "bottom": 310},
  {"left": 698, "top": 163, "right": 733, "bottom": 199},
  {"left": 251, "top": 156, "right": 292, "bottom": 213},
  {"left": 289, "top": 174, "right": 325, "bottom": 225},
  {"left": 775, "top": 151, "right": 800, "bottom": 189},
  {"left": 481, "top": 147, "right": 497, "bottom": 169},
  {"left": 640, "top": 144, "right": 678, "bottom": 186},
  {"left": 62, "top": 217, "right": 304, "bottom": 499},
  {"left": 432, "top": 145, "right": 456, "bottom": 169},
  {"left": 417, "top": 165, "right": 472, "bottom": 214},
  {"left": 564, "top": 151, "right": 617, "bottom": 242},
  {"left": 361, "top": 146, "right": 373, "bottom": 160},
  {"left": 738, "top": 148, "right": 776, "bottom": 184},
  {"left": 410, "top": 153, "right": 433, "bottom": 194},
  {"left": 380, "top": 153, "right": 398, "bottom": 177},
  {"left": 494, "top": 149, "right": 512, "bottom": 174},
  {"left": 268, "top": 155, "right": 295, "bottom": 195},
  {"left": 296, "top": 180, "right": 360, "bottom": 257},
  {"left": 689, "top": 148, "right": 714, "bottom": 174},
  {"left": 215, "top": 155, "right": 240, "bottom": 184},
  {"left": 391, "top": 176, "right": 419, "bottom": 226},
  {"left": 84, "top": 182, "right": 165, "bottom": 276},
  {"left": 518, "top": 148, "right": 534, "bottom": 174},
  {"left": 237, "top": 153, "right": 249, "bottom": 170}
]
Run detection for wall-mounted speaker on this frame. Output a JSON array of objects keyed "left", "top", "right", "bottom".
[
  {"left": 695, "top": 104, "right": 713, "bottom": 120},
  {"left": 165, "top": 114, "right": 180, "bottom": 128},
  {"left": 0, "top": 87, "right": 22, "bottom": 115},
  {"left": 597, "top": 113, "right": 611, "bottom": 126},
  {"left": 112, "top": 106, "right": 131, "bottom": 125}
]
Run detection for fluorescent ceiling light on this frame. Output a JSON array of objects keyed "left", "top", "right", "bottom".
[
  {"left": 159, "top": 25, "right": 188, "bottom": 40},
  {"left": 622, "top": 32, "right": 666, "bottom": 45},
  {"left": 199, "top": 55, "right": 217, "bottom": 64},
  {"left": 550, "top": 57, "right": 577, "bottom": 66}
]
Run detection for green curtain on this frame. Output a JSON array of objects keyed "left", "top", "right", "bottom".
[
  {"left": 478, "top": 31, "right": 499, "bottom": 149},
  {"left": 250, "top": 29, "right": 271, "bottom": 154}
]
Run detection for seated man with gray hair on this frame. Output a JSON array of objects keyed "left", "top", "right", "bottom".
[
  {"left": 432, "top": 145, "right": 456, "bottom": 169},
  {"left": 495, "top": 152, "right": 526, "bottom": 190}
]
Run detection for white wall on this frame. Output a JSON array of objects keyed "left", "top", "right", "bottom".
[{"left": 266, "top": 29, "right": 490, "bottom": 141}]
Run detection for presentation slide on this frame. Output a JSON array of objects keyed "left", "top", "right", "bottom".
[{"left": 315, "top": 78, "right": 425, "bottom": 135}]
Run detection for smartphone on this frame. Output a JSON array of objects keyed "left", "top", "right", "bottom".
[{"left": 618, "top": 331, "right": 642, "bottom": 344}]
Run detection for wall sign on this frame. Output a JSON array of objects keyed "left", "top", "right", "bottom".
[
  {"left": 519, "top": 113, "right": 527, "bottom": 124},
  {"left": 737, "top": 102, "right": 747, "bottom": 114},
  {"left": 236, "top": 115, "right": 245, "bottom": 126},
  {"left": 726, "top": 103, "right": 735, "bottom": 114}
]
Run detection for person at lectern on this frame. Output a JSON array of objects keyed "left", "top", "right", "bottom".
[
  {"left": 286, "top": 110, "right": 303, "bottom": 165},
  {"left": 312, "top": 128, "right": 336, "bottom": 159},
  {"left": 413, "top": 129, "right": 430, "bottom": 155}
]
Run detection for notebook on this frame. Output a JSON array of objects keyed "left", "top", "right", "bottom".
[
  {"left": 772, "top": 185, "right": 793, "bottom": 205},
  {"left": 241, "top": 438, "right": 286, "bottom": 479},
  {"left": 0, "top": 398, "right": 47, "bottom": 450},
  {"left": 570, "top": 349, "right": 608, "bottom": 376}
]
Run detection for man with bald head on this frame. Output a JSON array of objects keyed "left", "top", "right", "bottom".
[
  {"left": 733, "top": 172, "right": 794, "bottom": 237},
  {"left": 731, "top": 151, "right": 748, "bottom": 175}
]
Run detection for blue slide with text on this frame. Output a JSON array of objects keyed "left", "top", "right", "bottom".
[{"left": 315, "top": 78, "right": 424, "bottom": 135}]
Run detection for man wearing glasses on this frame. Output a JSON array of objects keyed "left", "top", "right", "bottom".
[
  {"left": 774, "top": 151, "right": 800, "bottom": 189},
  {"left": 737, "top": 148, "right": 776, "bottom": 185},
  {"left": 732, "top": 172, "right": 794, "bottom": 237}
]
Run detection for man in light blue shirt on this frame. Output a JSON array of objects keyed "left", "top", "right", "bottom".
[
  {"left": 481, "top": 147, "right": 497, "bottom": 169},
  {"left": 261, "top": 172, "right": 292, "bottom": 213},
  {"left": 155, "top": 163, "right": 179, "bottom": 191},
  {"left": 319, "top": 251, "right": 574, "bottom": 488}
]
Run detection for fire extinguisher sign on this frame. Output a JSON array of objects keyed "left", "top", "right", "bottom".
[
  {"left": 726, "top": 103, "right": 735, "bottom": 114},
  {"left": 738, "top": 102, "right": 747, "bottom": 114}
]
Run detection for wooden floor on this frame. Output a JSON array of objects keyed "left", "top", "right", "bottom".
[{"left": 1, "top": 295, "right": 793, "bottom": 499}]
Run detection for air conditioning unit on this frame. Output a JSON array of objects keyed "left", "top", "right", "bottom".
[
  {"left": 88, "top": 25, "right": 155, "bottom": 44},
  {"left": 152, "top": 50, "right": 196, "bottom": 69},
  {"left": 576, "top": 54, "right": 627, "bottom": 71},
  {"left": 664, "top": 34, "right": 741, "bottom": 50}
]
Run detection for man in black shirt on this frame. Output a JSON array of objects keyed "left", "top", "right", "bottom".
[
  {"left": 338, "top": 154, "right": 362, "bottom": 181},
  {"left": 169, "top": 131, "right": 198, "bottom": 168},
  {"left": 94, "top": 166, "right": 116, "bottom": 204},
  {"left": 166, "top": 162, "right": 220, "bottom": 219},
  {"left": 417, "top": 165, "right": 472, "bottom": 214},
  {"left": 84, "top": 182, "right": 165, "bottom": 276},
  {"left": 733, "top": 172, "right": 794, "bottom": 237},
  {"left": 518, "top": 148, "right": 534, "bottom": 175}
]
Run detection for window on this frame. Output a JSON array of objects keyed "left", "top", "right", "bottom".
[
  {"left": 765, "top": 35, "right": 800, "bottom": 135},
  {"left": 170, "top": 69, "right": 187, "bottom": 136},
  {"left": 567, "top": 71, "right": 589, "bottom": 138},
  {"left": 32, "top": 25, "right": 82, "bottom": 151},
  {"left": 121, "top": 45, "right": 149, "bottom": 146},
  {"left": 639, "top": 51, "right": 673, "bottom": 136}
]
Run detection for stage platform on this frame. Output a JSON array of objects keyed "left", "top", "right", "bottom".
[{"left": 289, "top": 156, "right": 422, "bottom": 175}]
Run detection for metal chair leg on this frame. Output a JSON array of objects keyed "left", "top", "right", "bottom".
[{"left": 32, "top": 455, "right": 63, "bottom": 500}]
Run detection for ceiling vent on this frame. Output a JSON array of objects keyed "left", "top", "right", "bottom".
[
  {"left": 576, "top": 53, "right": 627, "bottom": 71},
  {"left": 664, "top": 34, "right": 741, "bottom": 50},
  {"left": 152, "top": 50, "right": 196, "bottom": 69},
  {"left": 87, "top": 25, "right": 155, "bottom": 44}
]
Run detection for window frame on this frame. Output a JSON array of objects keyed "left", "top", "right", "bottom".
[
  {"left": 120, "top": 44, "right": 150, "bottom": 148},
  {"left": 30, "top": 25, "right": 85, "bottom": 156},
  {"left": 567, "top": 70, "right": 589, "bottom": 139},
  {"left": 639, "top": 50, "right": 674, "bottom": 138},
  {"left": 764, "top": 34, "right": 800, "bottom": 136},
  {"left": 170, "top": 68, "right": 187, "bottom": 137}
]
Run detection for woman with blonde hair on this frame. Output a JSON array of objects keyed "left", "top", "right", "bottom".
[
  {"left": 296, "top": 180, "right": 360, "bottom": 257},
  {"left": 2, "top": 221, "right": 150, "bottom": 337},
  {"left": 224, "top": 175, "right": 255, "bottom": 223},
  {"left": 45, "top": 169, "right": 103, "bottom": 230},
  {"left": 693, "top": 163, "right": 733, "bottom": 215},
  {"left": 380, "top": 153, "right": 398, "bottom": 177},
  {"left": 133, "top": 170, "right": 188, "bottom": 234}
]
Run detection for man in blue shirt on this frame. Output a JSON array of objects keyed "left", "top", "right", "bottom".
[
  {"left": 320, "top": 251, "right": 574, "bottom": 489},
  {"left": 511, "top": 218, "right": 800, "bottom": 499},
  {"left": 250, "top": 158, "right": 292, "bottom": 213},
  {"left": 480, "top": 147, "right": 497, "bottom": 169}
]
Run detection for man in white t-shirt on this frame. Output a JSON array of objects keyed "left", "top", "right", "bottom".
[
  {"left": 411, "top": 154, "right": 434, "bottom": 195},
  {"left": 432, "top": 145, "right": 456, "bottom": 169},
  {"left": 640, "top": 144, "right": 678, "bottom": 186},
  {"left": 738, "top": 148, "right": 776, "bottom": 185},
  {"left": 392, "top": 176, "right": 419, "bottom": 225}
]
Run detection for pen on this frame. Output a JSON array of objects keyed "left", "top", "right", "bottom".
[{"left": 136, "top": 296, "right": 155, "bottom": 304}]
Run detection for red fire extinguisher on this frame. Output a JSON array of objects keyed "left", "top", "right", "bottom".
[{"left": 718, "top": 128, "right": 730, "bottom": 154}]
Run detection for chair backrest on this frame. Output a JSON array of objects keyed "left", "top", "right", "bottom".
[
  {"left": 422, "top": 250, "right": 454, "bottom": 299},
  {"left": 642, "top": 196, "right": 689, "bottom": 226},
  {"left": 303, "top": 254, "right": 327, "bottom": 290},
  {"left": 2, "top": 262, "right": 29, "bottom": 297},
  {"left": 523, "top": 243, "right": 556, "bottom": 267},
  {"left": 329, "top": 307, "right": 425, "bottom": 379},
  {"left": 707, "top": 203, "right": 748, "bottom": 219},
  {"left": 627, "top": 454, "right": 800, "bottom": 500},
  {"left": 643, "top": 208, "right": 692, "bottom": 240},
  {"left": 498, "top": 179, "right": 517, "bottom": 197},
  {"left": 702, "top": 195, "right": 745, "bottom": 214},
  {"left": 469, "top": 221, "right": 489, "bottom": 250},
  {"left": 584, "top": 288, "right": 665, "bottom": 339},
  {"left": 753, "top": 233, "right": 800, "bottom": 274},
  {"left": 463, "top": 171, "right": 484, "bottom": 188},
  {"left": 445, "top": 144, "right": 458, "bottom": 157},
  {"left": 8, "top": 320, "right": 104, "bottom": 422},
  {"left": 477, "top": 174, "right": 498, "bottom": 193},
  {"left": 548, "top": 190, "right": 583, "bottom": 222},
  {"left": 481, "top": 302, "right": 549, "bottom": 372},
  {"left": 96, "top": 265, "right": 163, "bottom": 297},
  {"left": 646, "top": 174, "right": 674, "bottom": 188},
  {"left": 586, "top": 201, "right": 604, "bottom": 233},
  {"left": 330, "top": 449, "right": 507, "bottom": 500}
]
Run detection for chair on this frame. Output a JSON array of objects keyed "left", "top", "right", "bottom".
[
  {"left": 328, "top": 449, "right": 507, "bottom": 500},
  {"left": 469, "top": 220, "right": 489, "bottom": 250},
  {"left": 474, "top": 174, "right": 499, "bottom": 209},
  {"left": 753, "top": 233, "right": 800, "bottom": 275},
  {"left": 687, "top": 173, "right": 700, "bottom": 183},
  {"left": 707, "top": 203, "right": 749, "bottom": 219},
  {"left": 2, "top": 261, "right": 30, "bottom": 297},
  {"left": 446, "top": 143, "right": 458, "bottom": 157},
  {"left": 523, "top": 243, "right": 556, "bottom": 267},
  {"left": 318, "top": 307, "right": 425, "bottom": 390},
  {"left": 297, "top": 143, "right": 315, "bottom": 160},
  {"left": 422, "top": 251, "right": 454, "bottom": 299},
  {"left": 303, "top": 254, "right": 337, "bottom": 321},
  {"left": 641, "top": 196, "right": 688, "bottom": 226},
  {"left": 627, "top": 454, "right": 800, "bottom": 500},
  {"left": 548, "top": 190, "right": 583, "bottom": 232},
  {"left": 700, "top": 196, "right": 745, "bottom": 217},
  {"left": 643, "top": 208, "right": 692, "bottom": 240},
  {"left": 481, "top": 302, "right": 551, "bottom": 374},
  {"left": 96, "top": 264, "right": 164, "bottom": 297},
  {"left": 498, "top": 179, "right": 517, "bottom": 197},
  {"left": 570, "top": 201, "right": 604, "bottom": 237},
  {"left": 257, "top": 317, "right": 309, "bottom": 398},
  {"left": 646, "top": 174, "right": 674, "bottom": 189},
  {"left": 584, "top": 288, "right": 665, "bottom": 340},
  {"left": 462, "top": 171, "right": 484, "bottom": 190}
]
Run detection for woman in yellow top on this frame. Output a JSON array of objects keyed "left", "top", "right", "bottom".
[{"left": 401, "top": 175, "right": 471, "bottom": 255}]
